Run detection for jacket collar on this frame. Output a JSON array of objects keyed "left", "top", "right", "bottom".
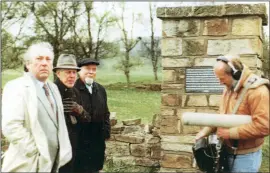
[
  {"left": 233, "top": 65, "right": 270, "bottom": 92},
  {"left": 233, "top": 65, "right": 252, "bottom": 92},
  {"left": 54, "top": 78, "right": 69, "bottom": 94}
]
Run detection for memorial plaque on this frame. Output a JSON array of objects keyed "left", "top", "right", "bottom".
[{"left": 185, "top": 67, "right": 224, "bottom": 93}]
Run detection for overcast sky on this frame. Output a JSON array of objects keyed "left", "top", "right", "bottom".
[{"left": 7, "top": 1, "right": 269, "bottom": 42}]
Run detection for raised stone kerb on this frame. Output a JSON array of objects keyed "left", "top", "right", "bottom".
[{"left": 157, "top": 3, "right": 267, "bottom": 25}]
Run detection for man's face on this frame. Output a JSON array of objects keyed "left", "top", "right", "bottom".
[
  {"left": 27, "top": 55, "right": 53, "bottom": 82},
  {"left": 79, "top": 64, "right": 97, "bottom": 83},
  {"left": 214, "top": 66, "right": 234, "bottom": 89},
  {"left": 56, "top": 69, "right": 77, "bottom": 88}
]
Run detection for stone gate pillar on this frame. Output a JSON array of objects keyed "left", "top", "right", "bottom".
[{"left": 156, "top": 3, "right": 267, "bottom": 172}]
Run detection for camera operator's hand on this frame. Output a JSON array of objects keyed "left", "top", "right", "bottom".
[
  {"left": 195, "top": 131, "right": 207, "bottom": 141},
  {"left": 216, "top": 127, "right": 230, "bottom": 140},
  {"left": 63, "top": 98, "right": 83, "bottom": 114}
]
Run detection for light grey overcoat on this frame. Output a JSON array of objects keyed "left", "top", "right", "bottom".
[{"left": 2, "top": 73, "right": 72, "bottom": 172}]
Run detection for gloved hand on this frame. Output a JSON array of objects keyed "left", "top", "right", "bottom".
[{"left": 63, "top": 98, "right": 84, "bottom": 115}]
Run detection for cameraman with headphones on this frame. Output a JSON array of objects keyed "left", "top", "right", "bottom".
[{"left": 195, "top": 54, "right": 269, "bottom": 172}]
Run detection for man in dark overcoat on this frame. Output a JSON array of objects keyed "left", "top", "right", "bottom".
[
  {"left": 53, "top": 54, "right": 91, "bottom": 173},
  {"left": 74, "top": 58, "right": 111, "bottom": 173}
]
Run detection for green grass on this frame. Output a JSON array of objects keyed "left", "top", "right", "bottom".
[
  {"left": 260, "top": 136, "right": 269, "bottom": 172},
  {"left": 96, "top": 57, "right": 162, "bottom": 85},
  {"left": 106, "top": 88, "right": 160, "bottom": 124}
]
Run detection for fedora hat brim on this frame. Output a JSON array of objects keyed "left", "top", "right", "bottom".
[{"left": 53, "top": 66, "right": 81, "bottom": 72}]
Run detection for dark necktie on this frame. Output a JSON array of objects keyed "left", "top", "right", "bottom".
[{"left": 43, "top": 84, "right": 54, "bottom": 112}]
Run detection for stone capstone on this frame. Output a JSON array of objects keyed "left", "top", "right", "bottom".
[{"left": 157, "top": 4, "right": 267, "bottom": 25}]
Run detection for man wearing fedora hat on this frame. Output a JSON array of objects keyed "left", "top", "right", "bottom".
[
  {"left": 53, "top": 54, "right": 91, "bottom": 173},
  {"left": 74, "top": 58, "right": 111, "bottom": 173}
]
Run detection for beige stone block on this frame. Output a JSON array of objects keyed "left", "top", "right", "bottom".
[
  {"left": 181, "top": 95, "right": 187, "bottom": 107},
  {"left": 162, "top": 58, "right": 191, "bottom": 68},
  {"left": 182, "top": 125, "right": 201, "bottom": 135},
  {"left": 196, "top": 108, "right": 219, "bottom": 114},
  {"left": 194, "top": 57, "right": 217, "bottom": 66},
  {"left": 122, "top": 125, "right": 144, "bottom": 134},
  {"left": 115, "top": 134, "right": 144, "bottom": 144},
  {"left": 160, "top": 124, "right": 180, "bottom": 134},
  {"left": 162, "top": 93, "right": 181, "bottom": 106},
  {"left": 134, "top": 157, "right": 159, "bottom": 167},
  {"left": 122, "top": 118, "right": 141, "bottom": 126},
  {"left": 161, "top": 153, "right": 192, "bottom": 168},
  {"left": 187, "top": 95, "right": 208, "bottom": 106},
  {"left": 161, "top": 142, "right": 193, "bottom": 153},
  {"left": 145, "top": 136, "right": 160, "bottom": 144},
  {"left": 178, "top": 19, "right": 200, "bottom": 36},
  {"left": 111, "top": 124, "right": 125, "bottom": 134},
  {"left": 151, "top": 127, "right": 160, "bottom": 137},
  {"left": 232, "top": 17, "right": 262, "bottom": 36},
  {"left": 160, "top": 135, "right": 195, "bottom": 144},
  {"left": 207, "top": 38, "right": 262, "bottom": 57},
  {"left": 105, "top": 141, "right": 130, "bottom": 156},
  {"left": 161, "top": 107, "right": 175, "bottom": 116},
  {"left": 163, "top": 70, "right": 176, "bottom": 82},
  {"left": 176, "top": 108, "right": 196, "bottom": 118},
  {"left": 203, "top": 18, "right": 229, "bottom": 36},
  {"left": 162, "top": 20, "right": 178, "bottom": 37},
  {"left": 112, "top": 156, "right": 135, "bottom": 166},
  {"left": 130, "top": 144, "right": 150, "bottom": 157},
  {"left": 257, "top": 58, "right": 263, "bottom": 68},
  {"left": 150, "top": 144, "right": 161, "bottom": 159},
  {"left": 240, "top": 56, "right": 262, "bottom": 68},
  {"left": 161, "top": 38, "right": 182, "bottom": 56},
  {"left": 110, "top": 119, "right": 117, "bottom": 127},
  {"left": 161, "top": 116, "right": 178, "bottom": 126},
  {"left": 183, "top": 39, "right": 205, "bottom": 56},
  {"left": 209, "top": 95, "right": 222, "bottom": 107}
]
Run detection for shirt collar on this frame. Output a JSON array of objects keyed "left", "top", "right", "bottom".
[
  {"left": 28, "top": 72, "right": 47, "bottom": 88},
  {"left": 85, "top": 83, "right": 92, "bottom": 89}
]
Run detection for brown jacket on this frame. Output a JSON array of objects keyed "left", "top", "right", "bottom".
[{"left": 220, "top": 65, "right": 269, "bottom": 154}]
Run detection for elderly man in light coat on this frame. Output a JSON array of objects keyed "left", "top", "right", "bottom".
[{"left": 1, "top": 42, "right": 72, "bottom": 172}]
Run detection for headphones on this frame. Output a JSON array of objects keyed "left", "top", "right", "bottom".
[{"left": 216, "top": 56, "right": 242, "bottom": 80}]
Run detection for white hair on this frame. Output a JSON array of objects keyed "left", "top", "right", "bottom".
[{"left": 24, "top": 42, "right": 54, "bottom": 63}]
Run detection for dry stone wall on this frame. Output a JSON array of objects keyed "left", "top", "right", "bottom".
[{"left": 104, "top": 116, "right": 161, "bottom": 172}]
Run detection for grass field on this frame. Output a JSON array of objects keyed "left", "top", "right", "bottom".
[
  {"left": 1, "top": 58, "right": 269, "bottom": 172},
  {"left": 107, "top": 88, "right": 160, "bottom": 124}
]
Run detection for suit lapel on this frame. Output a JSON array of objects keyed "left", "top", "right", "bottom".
[
  {"left": 48, "top": 82, "right": 62, "bottom": 119},
  {"left": 36, "top": 83, "right": 58, "bottom": 128}
]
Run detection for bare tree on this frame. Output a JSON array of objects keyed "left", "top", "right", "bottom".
[
  {"left": 115, "top": 2, "right": 142, "bottom": 86},
  {"left": 84, "top": 1, "right": 93, "bottom": 58},
  {"left": 140, "top": 2, "right": 161, "bottom": 81},
  {"left": 63, "top": 1, "right": 119, "bottom": 60},
  {"left": 93, "top": 10, "right": 118, "bottom": 60},
  {"left": 24, "top": 2, "right": 82, "bottom": 66}
]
